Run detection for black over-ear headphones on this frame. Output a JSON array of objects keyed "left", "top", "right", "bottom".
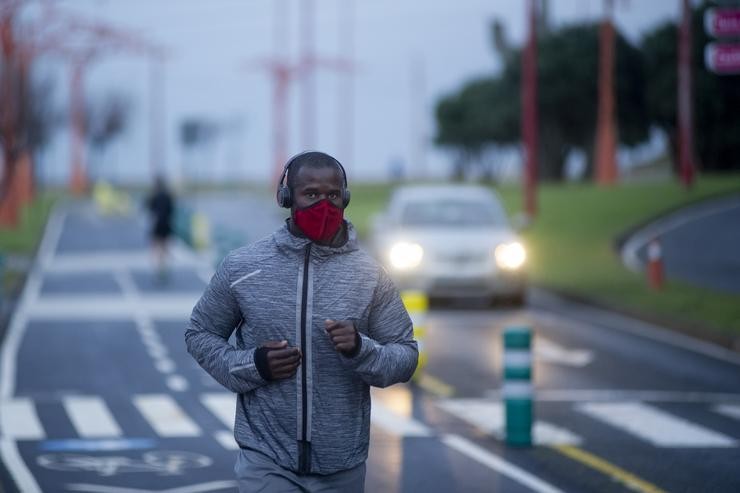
[{"left": 276, "top": 151, "right": 351, "bottom": 209}]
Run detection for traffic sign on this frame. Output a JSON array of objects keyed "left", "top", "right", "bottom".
[
  {"left": 704, "top": 42, "right": 740, "bottom": 74},
  {"left": 704, "top": 8, "right": 740, "bottom": 38}
]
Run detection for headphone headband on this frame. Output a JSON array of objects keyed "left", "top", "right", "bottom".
[{"left": 276, "top": 151, "right": 350, "bottom": 208}]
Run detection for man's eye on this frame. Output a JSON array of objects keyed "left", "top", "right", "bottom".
[
  {"left": 306, "top": 192, "right": 317, "bottom": 198},
  {"left": 329, "top": 192, "right": 339, "bottom": 199}
]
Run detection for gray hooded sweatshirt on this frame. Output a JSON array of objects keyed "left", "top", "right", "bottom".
[{"left": 185, "top": 221, "right": 418, "bottom": 475}]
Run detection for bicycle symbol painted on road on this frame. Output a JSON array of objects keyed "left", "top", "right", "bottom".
[{"left": 37, "top": 451, "right": 212, "bottom": 476}]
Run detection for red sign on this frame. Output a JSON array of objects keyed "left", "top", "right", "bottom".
[
  {"left": 705, "top": 42, "right": 740, "bottom": 74},
  {"left": 704, "top": 8, "right": 740, "bottom": 38}
]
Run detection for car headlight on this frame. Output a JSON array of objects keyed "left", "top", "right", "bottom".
[
  {"left": 495, "top": 242, "right": 526, "bottom": 270},
  {"left": 388, "top": 242, "right": 424, "bottom": 270}
]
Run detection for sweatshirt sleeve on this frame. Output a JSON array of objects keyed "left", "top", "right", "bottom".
[
  {"left": 340, "top": 268, "right": 419, "bottom": 387},
  {"left": 185, "top": 255, "right": 267, "bottom": 394}
]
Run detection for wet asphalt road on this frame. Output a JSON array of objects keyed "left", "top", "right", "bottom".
[
  {"left": 1, "top": 194, "right": 739, "bottom": 493},
  {"left": 633, "top": 195, "right": 740, "bottom": 294}
]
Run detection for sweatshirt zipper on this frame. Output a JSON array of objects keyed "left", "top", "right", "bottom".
[{"left": 298, "top": 242, "right": 311, "bottom": 474}]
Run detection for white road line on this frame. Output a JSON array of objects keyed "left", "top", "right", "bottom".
[
  {"left": 0, "top": 398, "right": 45, "bottom": 440},
  {"left": 532, "top": 307, "right": 740, "bottom": 367},
  {"left": 46, "top": 250, "right": 203, "bottom": 274},
  {"left": 535, "top": 337, "right": 593, "bottom": 367},
  {"left": 442, "top": 434, "right": 564, "bottom": 493},
  {"left": 63, "top": 396, "right": 123, "bottom": 438},
  {"left": 715, "top": 404, "right": 740, "bottom": 421},
  {"left": 1, "top": 208, "right": 65, "bottom": 399},
  {"left": 133, "top": 395, "right": 201, "bottom": 437},
  {"left": 370, "top": 401, "right": 432, "bottom": 437},
  {"left": 28, "top": 294, "right": 200, "bottom": 320},
  {"left": 438, "top": 399, "right": 582, "bottom": 446},
  {"left": 201, "top": 393, "right": 235, "bottom": 430},
  {"left": 166, "top": 375, "right": 189, "bottom": 392},
  {"left": 154, "top": 358, "right": 176, "bottom": 374},
  {"left": 0, "top": 439, "right": 41, "bottom": 493},
  {"left": 114, "top": 269, "right": 191, "bottom": 394},
  {"left": 579, "top": 402, "right": 738, "bottom": 447},
  {"left": 145, "top": 343, "right": 169, "bottom": 360},
  {"left": 214, "top": 430, "right": 239, "bottom": 450},
  {"left": 483, "top": 388, "right": 740, "bottom": 403},
  {"left": 0, "top": 206, "right": 63, "bottom": 493}
]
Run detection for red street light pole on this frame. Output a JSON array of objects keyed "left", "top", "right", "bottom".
[
  {"left": 253, "top": 0, "right": 353, "bottom": 184},
  {"left": 69, "top": 56, "right": 89, "bottom": 195},
  {"left": 678, "top": 0, "right": 696, "bottom": 188},
  {"left": 595, "top": 0, "right": 618, "bottom": 186}
]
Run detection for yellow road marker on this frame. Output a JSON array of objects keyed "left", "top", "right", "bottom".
[
  {"left": 552, "top": 444, "right": 667, "bottom": 493},
  {"left": 416, "top": 373, "right": 455, "bottom": 398}
]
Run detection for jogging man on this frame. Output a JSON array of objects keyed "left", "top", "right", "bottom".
[{"left": 186, "top": 151, "right": 418, "bottom": 492}]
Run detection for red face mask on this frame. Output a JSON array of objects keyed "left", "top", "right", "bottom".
[{"left": 293, "top": 199, "right": 344, "bottom": 243}]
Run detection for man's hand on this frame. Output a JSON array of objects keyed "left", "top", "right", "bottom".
[
  {"left": 325, "top": 319, "right": 359, "bottom": 356},
  {"left": 261, "top": 340, "right": 301, "bottom": 380}
]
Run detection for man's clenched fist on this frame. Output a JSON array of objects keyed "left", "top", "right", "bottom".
[{"left": 324, "top": 319, "right": 360, "bottom": 356}]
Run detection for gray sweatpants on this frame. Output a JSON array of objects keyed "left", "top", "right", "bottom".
[{"left": 235, "top": 448, "right": 366, "bottom": 493}]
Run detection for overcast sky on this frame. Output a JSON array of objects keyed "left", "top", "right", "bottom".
[{"left": 37, "top": 0, "right": 681, "bottom": 185}]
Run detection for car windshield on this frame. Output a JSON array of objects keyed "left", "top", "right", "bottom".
[{"left": 400, "top": 199, "right": 506, "bottom": 227}]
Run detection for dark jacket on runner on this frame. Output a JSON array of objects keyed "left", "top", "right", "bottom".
[{"left": 147, "top": 189, "right": 173, "bottom": 239}]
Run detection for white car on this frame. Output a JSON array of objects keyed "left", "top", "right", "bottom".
[{"left": 369, "top": 184, "right": 527, "bottom": 305}]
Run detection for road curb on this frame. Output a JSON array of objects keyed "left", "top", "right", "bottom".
[{"left": 532, "top": 286, "right": 740, "bottom": 354}]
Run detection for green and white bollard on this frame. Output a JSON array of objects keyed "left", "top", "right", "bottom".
[{"left": 503, "top": 325, "right": 533, "bottom": 447}]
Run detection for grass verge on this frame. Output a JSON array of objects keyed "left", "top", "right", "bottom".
[
  {"left": 0, "top": 193, "right": 58, "bottom": 254},
  {"left": 349, "top": 176, "right": 740, "bottom": 338},
  {"left": 0, "top": 193, "right": 59, "bottom": 293}
]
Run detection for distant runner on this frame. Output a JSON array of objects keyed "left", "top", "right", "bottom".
[{"left": 146, "top": 176, "right": 174, "bottom": 281}]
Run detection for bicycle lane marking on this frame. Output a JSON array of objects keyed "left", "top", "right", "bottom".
[
  {"left": 64, "top": 480, "right": 237, "bottom": 493},
  {"left": 36, "top": 450, "right": 213, "bottom": 476},
  {"left": 0, "top": 206, "right": 65, "bottom": 493}
]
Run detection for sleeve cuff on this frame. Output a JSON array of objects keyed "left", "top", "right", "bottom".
[
  {"left": 254, "top": 346, "right": 272, "bottom": 380},
  {"left": 341, "top": 333, "right": 374, "bottom": 367},
  {"left": 229, "top": 348, "right": 268, "bottom": 383},
  {"left": 341, "top": 331, "right": 362, "bottom": 358}
]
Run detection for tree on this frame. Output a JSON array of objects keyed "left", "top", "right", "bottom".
[
  {"left": 642, "top": 2, "right": 740, "bottom": 173},
  {"left": 84, "top": 92, "right": 130, "bottom": 180},
  {"left": 434, "top": 22, "right": 649, "bottom": 181},
  {"left": 435, "top": 76, "right": 518, "bottom": 179},
  {"left": 1, "top": 6, "right": 61, "bottom": 226}
]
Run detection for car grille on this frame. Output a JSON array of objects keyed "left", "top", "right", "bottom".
[{"left": 435, "top": 252, "right": 488, "bottom": 265}]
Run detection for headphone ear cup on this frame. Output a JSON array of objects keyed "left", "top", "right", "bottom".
[
  {"left": 343, "top": 189, "right": 351, "bottom": 208},
  {"left": 277, "top": 185, "right": 292, "bottom": 208}
]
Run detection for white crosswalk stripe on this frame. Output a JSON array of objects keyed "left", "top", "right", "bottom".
[
  {"left": 579, "top": 402, "right": 738, "bottom": 447},
  {"left": 715, "top": 404, "right": 740, "bottom": 421},
  {"left": 63, "top": 396, "right": 122, "bottom": 438},
  {"left": 214, "top": 430, "right": 239, "bottom": 450},
  {"left": 133, "top": 394, "right": 201, "bottom": 437},
  {"left": 438, "top": 398, "right": 582, "bottom": 446},
  {"left": 0, "top": 398, "right": 45, "bottom": 440},
  {"left": 371, "top": 401, "right": 432, "bottom": 437},
  {"left": 4, "top": 393, "right": 739, "bottom": 451},
  {"left": 201, "top": 393, "right": 236, "bottom": 430}
]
